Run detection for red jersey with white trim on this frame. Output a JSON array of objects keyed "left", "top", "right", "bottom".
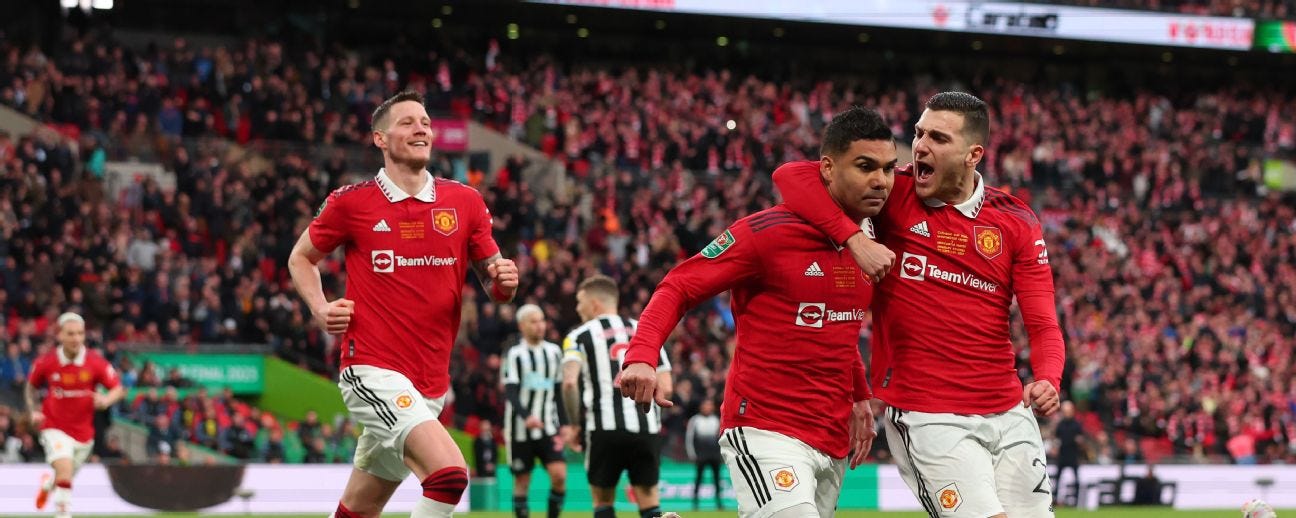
[
  {"left": 310, "top": 170, "right": 500, "bottom": 397},
  {"left": 28, "top": 348, "right": 120, "bottom": 442},
  {"left": 773, "top": 161, "right": 1064, "bottom": 415},
  {"left": 624, "top": 206, "right": 872, "bottom": 459}
]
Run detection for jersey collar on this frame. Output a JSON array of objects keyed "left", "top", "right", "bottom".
[
  {"left": 375, "top": 168, "right": 436, "bottom": 203},
  {"left": 58, "top": 347, "right": 86, "bottom": 366},
  {"left": 922, "top": 171, "right": 985, "bottom": 219}
]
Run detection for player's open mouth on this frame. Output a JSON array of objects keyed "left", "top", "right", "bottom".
[{"left": 915, "top": 162, "right": 935, "bottom": 181}]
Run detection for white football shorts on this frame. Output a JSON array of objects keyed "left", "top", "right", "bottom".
[
  {"left": 40, "top": 428, "right": 94, "bottom": 471},
  {"left": 339, "top": 365, "right": 446, "bottom": 482},
  {"left": 720, "top": 426, "right": 846, "bottom": 518},
  {"left": 883, "top": 404, "right": 1054, "bottom": 517}
]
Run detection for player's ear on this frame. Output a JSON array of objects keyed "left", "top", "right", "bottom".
[
  {"left": 966, "top": 144, "right": 985, "bottom": 168},
  {"left": 819, "top": 156, "right": 834, "bottom": 184},
  {"left": 372, "top": 130, "right": 386, "bottom": 150}
]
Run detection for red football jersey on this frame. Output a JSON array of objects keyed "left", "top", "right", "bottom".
[
  {"left": 28, "top": 347, "right": 120, "bottom": 442},
  {"left": 773, "top": 161, "right": 1065, "bottom": 415},
  {"left": 310, "top": 170, "right": 500, "bottom": 397},
  {"left": 625, "top": 206, "right": 872, "bottom": 459}
]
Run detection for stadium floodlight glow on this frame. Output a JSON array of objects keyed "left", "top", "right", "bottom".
[
  {"left": 60, "top": 0, "right": 78, "bottom": 8},
  {"left": 91, "top": 0, "right": 112, "bottom": 9}
]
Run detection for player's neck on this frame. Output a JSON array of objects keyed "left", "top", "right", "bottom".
[
  {"left": 383, "top": 163, "right": 430, "bottom": 196},
  {"left": 523, "top": 337, "right": 544, "bottom": 347},
  {"left": 938, "top": 169, "right": 979, "bottom": 206}
]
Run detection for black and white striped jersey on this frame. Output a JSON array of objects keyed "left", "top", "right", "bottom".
[
  {"left": 501, "top": 339, "right": 564, "bottom": 442},
  {"left": 562, "top": 315, "right": 671, "bottom": 434}
]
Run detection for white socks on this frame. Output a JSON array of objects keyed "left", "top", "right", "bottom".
[{"left": 410, "top": 497, "right": 456, "bottom": 517}]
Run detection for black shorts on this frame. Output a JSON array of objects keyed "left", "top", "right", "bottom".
[
  {"left": 586, "top": 430, "right": 663, "bottom": 488},
  {"left": 508, "top": 435, "right": 564, "bottom": 474}
]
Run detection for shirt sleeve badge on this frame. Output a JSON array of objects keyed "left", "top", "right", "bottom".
[{"left": 700, "top": 229, "right": 736, "bottom": 259}]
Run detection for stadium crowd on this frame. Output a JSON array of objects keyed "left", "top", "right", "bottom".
[{"left": 1, "top": 25, "right": 1295, "bottom": 468}]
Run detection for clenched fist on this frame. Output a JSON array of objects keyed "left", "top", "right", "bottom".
[{"left": 312, "top": 298, "right": 355, "bottom": 335}]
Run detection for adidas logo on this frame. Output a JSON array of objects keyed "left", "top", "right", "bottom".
[
  {"left": 909, "top": 221, "right": 930, "bottom": 238},
  {"left": 804, "top": 262, "right": 825, "bottom": 277},
  {"left": 373, "top": 219, "right": 392, "bottom": 232}
]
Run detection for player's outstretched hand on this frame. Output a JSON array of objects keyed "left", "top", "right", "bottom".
[
  {"left": 848, "top": 399, "right": 876, "bottom": 469},
  {"left": 487, "top": 258, "right": 519, "bottom": 289},
  {"left": 619, "top": 362, "right": 673, "bottom": 414},
  {"left": 312, "top": 298, "right": 355, "bottom": 335},
  {"left": 845, "top": 233, "right": 895, "bottom": 282},
  {"left": 1023, "top": 380, "right": 1059, "bottom": 417}
]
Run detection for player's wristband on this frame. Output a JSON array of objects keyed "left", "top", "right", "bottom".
[{"left": 490, "top": 283, "right": 512, "bottom": 302}]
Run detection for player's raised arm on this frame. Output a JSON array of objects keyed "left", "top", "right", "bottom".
[
  {"left": 773, "top": 160, "right": 896, "bottom": 280},
  {"left": 619, "top": 223, "right": 759, "bottom": 409},
  {"left": 1011, "top": 209, "right": 1066, "bottom": 417},
  {"left": 773, "top": 160, "right": 864, "bottom": 244}
]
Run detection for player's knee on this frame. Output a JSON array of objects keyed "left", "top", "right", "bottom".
[
  {"left": 421, "top": 466, "right": 468, "bottom": 504},
  {"left": 548, "top": 467, "right": 567, "bottom": 488},
  {"left": 768, "top": 503, "right": 819, "bottom": 518}
]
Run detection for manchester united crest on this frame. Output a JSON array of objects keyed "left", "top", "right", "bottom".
[
  {"left": 431, "top": 208, "right": 458, "bottom": 236},
  {"left": 973, "top": 226, "right": 1002, "bottom": 260},
  {"left": 394, "top": 390, "right": 415, "bottom": 410},
  {"left": 938, "top": 483, "right": 962, "bottom": 511},
  {"left": 769, "top": 466, "right": 799, "bottom": 492}
]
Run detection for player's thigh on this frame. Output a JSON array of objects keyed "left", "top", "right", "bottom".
[
  {"left": 72, "top": 439, "right": 94, "bottom": 472},
  {"left": 884, "top": 408, "right": 1002, "bottom": 518},
  {"left": 39, "top": 429, "right": 79, "bottom": 465},
  {"left": 403, "top": 418, "right": 466, "bottom": 480},
  {"left": 538, "top": 436, "right": 567, "bottom": 484},
  {"left": 339, "top": 365, "right": 440, "bottom": 481},
  {"left": 991, "top": 406, "right": 1055, "bottom": 517},
  {"left": 339, "top": 467, "right": 402, "bottom": 516},
  {"left": 719, "top": 426, "right": 822, "bottom": 518},
  {"left": 813, "top": 458, "right": 847, "bottom": 518}
]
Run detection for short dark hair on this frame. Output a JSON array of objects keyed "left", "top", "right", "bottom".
[
  {"left": 925, "top": 92, "right": 989, "bottom": 147},
  {"left": 371, "top": 90, "right": 425, "bottom": 131},
  {"left": 578, "top": 274, "right": 619, "bottom": 303},
  {"left": 820, "top": 106, "right": 893, "bottom": 157}
]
